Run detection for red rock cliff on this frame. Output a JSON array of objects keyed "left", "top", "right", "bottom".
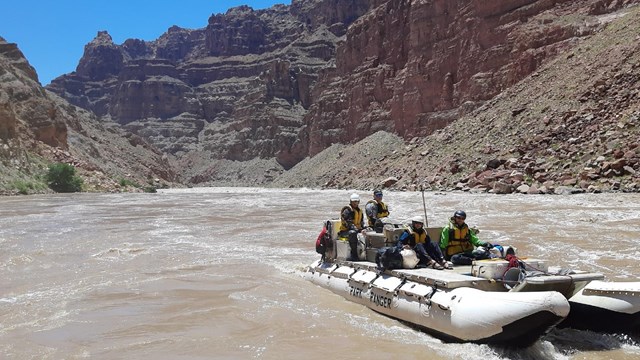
[
  {"left": 45, "top": 0, "right": 640, "bottom": 182},
  {"left": 303, "top": 0, "right": 639, "bottom": 155}
]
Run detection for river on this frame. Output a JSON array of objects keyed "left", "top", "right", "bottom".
[{"left": 1, "top": 188, "right": 639, "bottom": 359}]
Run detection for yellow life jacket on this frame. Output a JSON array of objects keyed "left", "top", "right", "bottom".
[
  {"left": 445, "top": 222, "right": 474, "bottom": 257},
  {"left": 406, "top": 227, "right": 427, "bottom": 245},
  {"left": 339, "top": 205, "right": 363, "bottom": 232},
  {"left": 366, "top": 200, "right": 389, "bottom": 227}
]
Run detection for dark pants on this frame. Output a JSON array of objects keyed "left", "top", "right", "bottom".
[
  {"left": 450, "top": 249, "right": 490, "bottom": 265},
  {"left": 415, "top": 242, "right": 445, "bottom": 264}
]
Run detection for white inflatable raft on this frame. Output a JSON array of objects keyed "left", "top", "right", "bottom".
[
  {"left": 563, "top": 280, "right": 640, "bottom": 332},
  {"left": 306, "top": 219, "right": 640, "bottom": 345},
  {"left": 305, "top": 260, "right": 570, "bottom": 346}
]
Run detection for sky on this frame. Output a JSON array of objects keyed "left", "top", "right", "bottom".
[{"left": 1, "top": 0, "right": 287, "bottom": 85}]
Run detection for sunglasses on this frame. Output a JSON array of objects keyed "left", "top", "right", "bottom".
[{"left": 454, "top": 216, "right": 465, "bottom": 220}]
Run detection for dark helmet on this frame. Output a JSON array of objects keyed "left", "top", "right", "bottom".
[
  {"left": 453, "top": 210, "right": 466, "bottom": 219},
  {"left": 373, "top": 189, "right": 383, "bottom": 197}
]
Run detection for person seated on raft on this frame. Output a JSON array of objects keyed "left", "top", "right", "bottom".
[
  {"left": 397, "top": 216, "right": 452, "bottom": 270},
  {"left": 365, "top": 189, "right": 389, "bottom": 232},
  {"left": 338, "top": 193, "right": 365, "bottom": 261},
  {"left": 440, "top": 210, "right": 493, "bottom": 265}
]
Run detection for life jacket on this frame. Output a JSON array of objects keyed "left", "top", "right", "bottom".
[
  {"left": 366, "top": 200, "right": 389, "bottom": 227},
  {"left": 445, "top": 221, "right": 474, "bottom": 257},
  {"left": 339, "top": 205, "right": 363, "bottom": 232},
  {"left": 405, "top": 227, "right": 427, "bottom": 247}
]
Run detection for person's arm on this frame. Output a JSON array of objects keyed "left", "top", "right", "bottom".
[
  {"left": 469, "top": 229, "right": 492, "bottom": 248},
  {"left": 397, "top": 231, "right": 410, "bottom": 249},
  {"left": 365, "top": 202, "right": 376, "bottom": 219},
  {"left": 341, "top": 207, "right": 353, "bottom": 227},
  {"left": 439, "top": 226, "right": 449, "bottom": 250}
]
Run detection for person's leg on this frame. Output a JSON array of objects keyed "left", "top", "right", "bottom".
[
  {"left": 348, "top": 230, "right": 359, "bottom": 260},
  {"left": 450, "top": 253, "right": 473, "bottom": 265},
  {"left": 425, "top": 242, "right": 452, "bottom": 268},
  {"left": 424, "top": 241, "right": 445, "bottom": 263},
  {"left": 414, "top": 243, "right": 433, "bottom": 265}
]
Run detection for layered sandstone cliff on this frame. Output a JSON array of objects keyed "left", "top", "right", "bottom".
[
  {"left": 276, "top": 4, "right": 640, "bottom": 194},
  {"left": 45, "top": 0, "right": 640, "bottom": 188},
  {"left": 0, "top": 37, "right": 66, "bottom": 148},
  {"left": 48, "top": 0, "right": 372, "bottom": 176},
  {"left": 303, "top": 0, "right": 639, "bottom": 155},
  {"left": 0, "top": 36, "right": 176, "bottom": 194}
]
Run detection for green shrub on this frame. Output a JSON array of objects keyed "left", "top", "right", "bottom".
[
  {"left": 119, "top": 178, "right": 140, "bottom": 188},
  {"left": 12, "top": 180, "right": 32, "bottom": 195},
  {"left": 11, "top": 179, "right": 47, "bottom": 195},
  {"left": 46, "top": 163, "right": 83, "bottom": 193}
]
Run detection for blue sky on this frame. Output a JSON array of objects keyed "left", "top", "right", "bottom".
[{"left": 1, "top": 1, "right": 287, "bottom": 85}]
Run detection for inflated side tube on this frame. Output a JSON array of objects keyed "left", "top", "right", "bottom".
[{"left": 305, "top": 261, "right": 569, "bottom": 346}]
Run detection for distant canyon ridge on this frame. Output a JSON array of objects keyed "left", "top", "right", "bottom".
[{"left": 3, "top": 0, "right": 640, "bottom": 194}]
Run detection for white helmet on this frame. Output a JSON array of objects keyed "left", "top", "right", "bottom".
[
  {"left": 350, "top": 193, "right": 360, "bottom": 202},
  {"left": 411, "top": 216, "right": 424, "bottom": 224}
]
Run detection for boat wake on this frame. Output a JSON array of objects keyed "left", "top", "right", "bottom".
[
  {"left": 543, "top": 328, "right": 640, "bottom": 353},
  {"left": 462, "top": 329, "right": 640, "bottom": 360}
]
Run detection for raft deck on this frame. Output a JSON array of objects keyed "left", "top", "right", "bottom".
[
  {"left": 318, "top": 258, "right": 604, "bottom": 294},
  {"left": 329, "top": 260, "right": 501, "bottom": 291}
]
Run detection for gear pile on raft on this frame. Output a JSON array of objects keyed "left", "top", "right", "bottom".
[{"left": 305, "top": 191, "right": 640, "bottom": 347}]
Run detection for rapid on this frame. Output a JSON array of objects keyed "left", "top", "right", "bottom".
[{"left": 1, "top": 187, "right": 639, "bottom": 359}]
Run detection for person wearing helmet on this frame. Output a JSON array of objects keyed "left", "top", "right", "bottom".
[
  {"left": 397, "top": 216, "right": 451, "bottom": 270},
  {"left": 439, "top": 210, "right": 493, "bottom": 265},
  {"left": 365, "top": 189, "right": 390, "bottom": 232},
  {"left": 339, "top": 193, "right": 365, "bottom": 261}
]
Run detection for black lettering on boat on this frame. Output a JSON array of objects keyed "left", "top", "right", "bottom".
[
  {"left": 349, "top": 286, "right": 363, "bottom": 298},
  {"left": 369, "top": 292, "right": 392, "bottom": 308}
]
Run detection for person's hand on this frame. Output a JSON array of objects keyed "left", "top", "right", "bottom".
[{"left": 484, "top": 243, "right": 494, "bottom": 249}]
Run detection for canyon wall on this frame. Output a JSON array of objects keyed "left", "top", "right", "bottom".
[{"left": 44, "top": 0, "right": 639, "bottom": 184}]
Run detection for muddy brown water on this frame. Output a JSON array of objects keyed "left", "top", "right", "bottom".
[{"left": 1, "top": 188, "right": 639, "bottom": 359}]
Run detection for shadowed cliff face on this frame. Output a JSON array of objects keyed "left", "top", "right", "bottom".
[{"left": 45, "top": 0, "right": 640, "bottom": 184}]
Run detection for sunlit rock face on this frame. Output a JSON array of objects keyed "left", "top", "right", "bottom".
[
  {"left": 46, "top": 0, "right": 637, "bottom": 176},
  {"left": 46, "top": 1, "right": 371, "bottom": 170},
  {"left": 0, "top": 36, "right": 67, "bottom": 148},
  {"left": 303, "top": 0, "right": 638, "bottom": 156}
]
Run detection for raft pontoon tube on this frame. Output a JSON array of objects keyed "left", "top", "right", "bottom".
[{"left": 305, "top": 260, "right": 570, "bottom": 346}]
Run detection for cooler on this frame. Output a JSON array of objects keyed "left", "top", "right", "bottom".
[
  {"left": 335, "top": 239, "right": 350, "bottom": 260},
  {"left": 383, "top": 225, "right": 405, "bottom": 245},
  {"left": 472, "top": 259, "right": 548, "bottom": 280},
  {"left": 365, "top": 232, "right": 386, "bottom": 248}
]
